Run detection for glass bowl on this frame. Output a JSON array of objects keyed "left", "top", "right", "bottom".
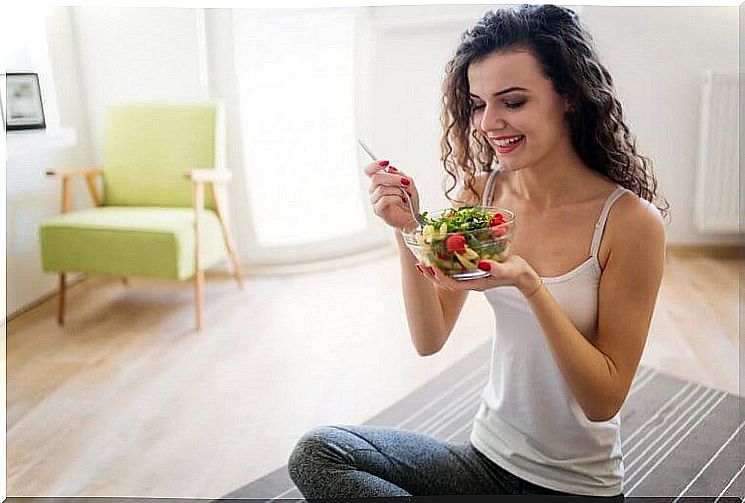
[{"left": 401, "top": 206, "right": 516, "bottom": 280}]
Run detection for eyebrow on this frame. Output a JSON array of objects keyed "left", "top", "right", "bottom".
[{"left": 469, "top": 87, "right": 528, "bottom": 99}]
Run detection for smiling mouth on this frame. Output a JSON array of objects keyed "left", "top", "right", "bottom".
[{"left": 492, "top": 135, "right": 525, "bottom": 153}]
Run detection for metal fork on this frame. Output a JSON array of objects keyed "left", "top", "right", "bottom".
[{"left": 357, "top": 138, "right": 427, "bottom": 228}]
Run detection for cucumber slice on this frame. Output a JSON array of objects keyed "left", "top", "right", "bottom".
[
  {"left": 463, "top": 247, "right": 479, "bottom": 260},
  {"left": 455, "top": 252, "right": 476, "bottom": 270},
  {"left": 438, "top": 223, "right": 448, "bottom": 238}
]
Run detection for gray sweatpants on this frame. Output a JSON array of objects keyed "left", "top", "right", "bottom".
[{"left": 287, "top": 424, "right": 625, "bottom": 500}]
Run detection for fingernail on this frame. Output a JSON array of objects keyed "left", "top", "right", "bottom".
[
  {"left": 378, "top": 160, "right": 389, "bottom": 167},
  {"left": 387, "top": 166, "right": 399, "bottom": 173},
  {"left": 415, "top": 263, "right": 424, "bottom": 274},
  {"left": 427, "top": 266, "right": 436, "bottom": 275},
  {"left": 405, "top": 189, "right": 412, "bottom": 196},
  {"left": 401, "top": 177, "right": 411, "bottom": 186},
  {"left": 400, "top": 196, "right": 407, "bottom": 203},
  {"left": 477, "top": 261, "right": 491, "bottom": 272}
]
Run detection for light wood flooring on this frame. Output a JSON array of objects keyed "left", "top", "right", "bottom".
[{"left": 5, "top": 245, "right": 742, "bottom": 497}]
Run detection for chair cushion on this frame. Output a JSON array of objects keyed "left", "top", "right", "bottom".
[{"left": 39, "top": 207, "right": 226, "bottom": 280}]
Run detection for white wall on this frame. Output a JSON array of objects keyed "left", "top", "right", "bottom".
[
  {"left": 582, "top": 6, "right": 741, "bottom": 245},
  {"left": 5, "top": 7, "right": 93, "bottom": 317},
  {"left": 73, "top": 6, "right": 208, "bottom": 162}
]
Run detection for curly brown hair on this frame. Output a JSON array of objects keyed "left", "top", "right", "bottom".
[{"left": 440, "top": 4, "right": 669, "bottom": 218}]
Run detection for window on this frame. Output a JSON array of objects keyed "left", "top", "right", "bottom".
[{"left": 232, "top": 7, "right": 386, "bottom": 262}]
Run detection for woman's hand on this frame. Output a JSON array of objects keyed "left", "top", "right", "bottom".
[
  {"left": 416, "top": 254, "right": 543, "bottom": 298},
  {"left": 363, "top": 160, "right": 420, "bottom": 229}
]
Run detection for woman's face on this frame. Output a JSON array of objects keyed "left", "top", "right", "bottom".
[{"left": 467, "top": 49, "right": 571, "bottom": 172}]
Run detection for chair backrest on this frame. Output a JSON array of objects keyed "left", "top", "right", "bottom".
[{"left": 102, "top": 103, "right": 224, "bottom": 209}]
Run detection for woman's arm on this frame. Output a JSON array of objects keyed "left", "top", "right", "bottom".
[
  {"left": 395, "top": 229, "right": 469, "bottom": 356},
  {"left": 527, "top": 196, "right": 667, "bottom": 421}
]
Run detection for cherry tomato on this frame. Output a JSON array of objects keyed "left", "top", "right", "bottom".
[
  {"left": 491, "top": 224, "right": 509, "bottom": 238},
  {"left": 446, "top": 234, "right": 467, "bottom": 253}
]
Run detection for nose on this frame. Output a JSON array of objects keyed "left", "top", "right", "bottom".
[{"left": 479, "top": 104, "right": 507, "bottom": 133}]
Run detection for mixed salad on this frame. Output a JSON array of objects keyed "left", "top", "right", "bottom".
[{"left": 411, "top": 206, "right": 513, "bottom": 273}]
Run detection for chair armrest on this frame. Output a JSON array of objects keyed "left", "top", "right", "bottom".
[
  {"left": 46, "top": 167, "right": 104, "bottom": 179},
  {"left": 46, "top": 167, "right": 104, "bottom": 212},
  {"left": 183, "top": 169, "right": 232, "bottom": 184}
]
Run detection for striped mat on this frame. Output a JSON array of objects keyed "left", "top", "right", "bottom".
[{"left": 224, "top": 341, "right": 744, "bottom": 500}]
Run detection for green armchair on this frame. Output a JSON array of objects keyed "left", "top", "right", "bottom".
[{"left": 39, "top": 103, "right": 243, "bottom": 330}]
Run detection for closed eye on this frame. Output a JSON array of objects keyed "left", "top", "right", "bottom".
[
  {"left": 504, "top": 100, "right": 526, "bottom": 109},
  {"left": 471, "top": 100, "right": 525, "bottom": 113}
]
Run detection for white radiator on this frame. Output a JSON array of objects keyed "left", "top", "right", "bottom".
[{"left": 694, "top": 71, "right": 740, "bottom": 233}]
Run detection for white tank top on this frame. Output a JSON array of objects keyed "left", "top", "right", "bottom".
[{"left": 469, "top": 169, "right": 634, "bottom": 496}]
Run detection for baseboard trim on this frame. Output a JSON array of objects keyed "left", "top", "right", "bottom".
[
  {"left": 666, "top": 244, "right": 744, "bottom": 260},
  {"left": 4, "top": 274, "right": 89, "bottom": 326}
]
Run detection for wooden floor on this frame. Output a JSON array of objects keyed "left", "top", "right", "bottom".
[{"left": 5, "top": 246, "right": 742, "bottom": 497}]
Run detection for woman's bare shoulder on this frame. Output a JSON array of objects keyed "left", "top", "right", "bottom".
[{"left": 607, "top": 191, "right": 666, "bottom": 255}]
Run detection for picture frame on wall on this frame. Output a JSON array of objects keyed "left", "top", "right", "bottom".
[{"left": 6, "top": 72, "right": 46, "bottom": 131}]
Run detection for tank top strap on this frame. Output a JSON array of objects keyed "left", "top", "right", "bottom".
[
  {"left": 481, "top": 169, "right": 501, "bottom": 206},
  {"left": 590, "top": 185, "right": 631, "bottom": 259}
]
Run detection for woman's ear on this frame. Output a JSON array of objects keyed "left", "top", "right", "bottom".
[{"left": 563, "top": 98, "right": 572, "bottom": 114}]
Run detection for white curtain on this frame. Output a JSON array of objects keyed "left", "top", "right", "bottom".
[{"left": 231, "top": 7, "right": 386, "bottom": 263}]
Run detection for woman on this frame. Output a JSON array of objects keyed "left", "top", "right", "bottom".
[{"left": 288, "top": 4, "right": 667, "bottom": 499}]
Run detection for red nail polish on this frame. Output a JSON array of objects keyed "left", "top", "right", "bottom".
[
  {"left": 477, "top": 261, "right": 491, "bottom": 272},
  {"left": 427, "top": 266, "right": 436, "bottom": 275},
  {"left": 378, "top": 160, "right": 389, "bottom": 167},
  {"left": 415, "top": 263, "right": 424, "bottom": 274},
  {"left": 401, "top": 178, "right": 411, "bottom": 186},
  {"left": 405, "top": 189, "right": 412, "bottom": 196},
  {"left": 387, "top": 166, "right": 399, "bottom": 173},
  {"left": 400, "top": 196, "right": 407, "bottom": 203}
]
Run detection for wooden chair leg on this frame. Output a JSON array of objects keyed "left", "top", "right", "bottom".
[
  {"left": 209, "top": 184, "right": 244, "bottom": 289},
  {"left": 226, "top": 242, "right": 244, "bottom": 289},
  {"left": 194, "top": 269, "right": 204, "bottom": 331},
  {"left": 194, "top": 180, "right": 205, "bottom": 331},
  {"left": 58, "top": 273, "right": 66, "bottom": 325}
]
